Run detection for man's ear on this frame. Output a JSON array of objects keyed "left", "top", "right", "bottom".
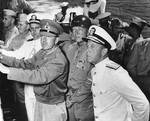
[
  {"left": 11, "top": 17, "right": 15, "bottom": 24},
  {"left": 26, "top": 24, "right": 30, "bottom": 30},
  {"left": 55, "top": 37, "right": 59, "bottom": 44},
  {"left": 101, "top": 47, "right": 108, "bottom": 57}
]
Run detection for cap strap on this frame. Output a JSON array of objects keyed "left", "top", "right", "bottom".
[
  {"left": 93, "top": 33, "right": 111, "bottom": 49},
  {"left": 40, "top": 29, "right": 58, "bottom": 36},
  {"left": 85, "top": 0, "right": 98, "bottom": 4}
]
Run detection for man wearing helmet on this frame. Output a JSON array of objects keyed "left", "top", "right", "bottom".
[{"left": 61, "top": 15, "right": 94, "bottom": 121}]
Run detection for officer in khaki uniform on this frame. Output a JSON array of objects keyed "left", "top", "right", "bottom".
[
  {"left": 0, "top": 14, "right": 42, "bottom": 121},
  {"left": 86, "top": 25, "right": 149, "bottom": 121},
  {"left": 7, "top": 13, "right": 32, "bottom": 51},
  {"left": 61, "top": 15, "right": 94, "bottom": 121},
  {"left": 127, "top": 23, "right": 150, "bottom": 103},
  {"left": 0, "top": 9, "right": 18, "bottom": 120},
  {"left": 5, "top": 12, "right": 31, "bottom": 121},
  {"left": 0, "top": 19, "right": 68, "bottom": 121},
  {"left": 2, "top": 9, "right": 19, "bottom": 48},
  {"left": 123, "top": 16, "right": 150, "bottom": 68}
]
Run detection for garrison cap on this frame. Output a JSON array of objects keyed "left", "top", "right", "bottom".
[
  {"left": 87, "top": 25, "right": 116, "bottom": 50},
  {"left": 3, "top": 9, "right": 16, "bottom": 17},
  {"left": 40, "top": 19, "right": 63, "bottom": 37}
]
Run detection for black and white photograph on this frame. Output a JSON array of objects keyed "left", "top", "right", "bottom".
[{"left": 0, "top": 0, "right": 150, "bottom": 121}]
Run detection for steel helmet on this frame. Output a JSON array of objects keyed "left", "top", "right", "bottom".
[{"left": 71, "top": 15, "right": 91, "bottom": 29}]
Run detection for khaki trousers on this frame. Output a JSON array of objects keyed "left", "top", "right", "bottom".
[{"left": 34, "top": 101, "right": 67, "bottom": 121}]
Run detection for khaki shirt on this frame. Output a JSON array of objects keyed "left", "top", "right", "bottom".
[
  {"left": 63, "top": 41, "right": 93, "bottom": 101},
  {"left": 7, "top": 47, "right": 68, "bottom": 104},
  {"left": 4, "top": 26, "right": 19, "bottom": 47},
  {"left": 127, "top": 40, "right": 150, "bottom": 76}
]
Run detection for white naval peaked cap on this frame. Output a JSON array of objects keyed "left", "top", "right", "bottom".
[
  {"left": 87, "top": 25, "right": 116, "bottom": 50},
  {"left": 3, "top": 9, "right": 16, "bottom": 17}
]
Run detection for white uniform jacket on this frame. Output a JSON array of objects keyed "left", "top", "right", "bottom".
[{"left": 91, "top": 57, "right": 149, "bottom": 121}]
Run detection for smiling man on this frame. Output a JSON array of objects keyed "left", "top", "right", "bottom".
[{"left": 86, "top": 25, "right": 149, "bottom": 121}]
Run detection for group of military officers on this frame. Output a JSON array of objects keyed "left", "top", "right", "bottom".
[{"left": 0, "top": 0, "right": 149, "bottom": 121}]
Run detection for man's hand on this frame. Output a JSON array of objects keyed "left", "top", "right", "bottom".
[{"left": 0, "top": 63, "right": 10, "bottom": 74}]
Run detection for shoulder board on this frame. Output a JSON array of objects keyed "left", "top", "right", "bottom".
[
  {"left": 136, "top": 40, "right": 148, "bottom": 47},
  {"left": 106, "top": 62, "right": 120, "bottom": 70},
  {"left": 27, "top": 38, "right": 34, "bottom": 42}
]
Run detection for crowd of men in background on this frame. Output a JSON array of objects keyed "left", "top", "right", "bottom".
[{"left": 0, "top": 0, "right": 150, "bottom": 121}]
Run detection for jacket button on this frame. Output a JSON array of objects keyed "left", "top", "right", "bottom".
[
  {"left": 93, "top": 94, "right": 96, "bottom": 97},
  {"left": 93, "top": 83, "right": 96, "bottom": 86},
  {"left": 93, "top": 105, "right": 96, "bottom": 108},
  {"left": 95, "top": 116, "right": 99, "bottom": 119}
]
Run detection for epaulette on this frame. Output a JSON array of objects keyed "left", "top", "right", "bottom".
[
  {"left": 136, "top": 40, "right": 148, "bottom": 48},
  {"left": 27, "top": 38, "right": 34, "bottom": 42},
  {"left": 106, "top": 62, "right": 120, "bottom": 70}
]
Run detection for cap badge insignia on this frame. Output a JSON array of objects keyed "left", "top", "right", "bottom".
[
  {"left": 44, "top": 22, "right": 50, "bottom": 32},
  {"left": 88, "top": 27, "right": 96, "bottom": 36},
  {"left": 31, "top": 15, "right": 37, "bottom": 20}
]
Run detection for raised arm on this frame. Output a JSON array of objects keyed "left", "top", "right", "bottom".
[
  {"left": 7, "top": 55, "right": 67, "bottom": 85},
  {"left": 0, "top": 49, "right": 45, "bottom": 69}
]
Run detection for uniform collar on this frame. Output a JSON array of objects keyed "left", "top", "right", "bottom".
[
  {"left": 72, "top": 40, "right": 86, "bottom": 46},
  {"left": 95, "top": 57, "right": 109, "bottom": 68},
  {"left": 4, "top": 25, "right": 16, "bottom": 32},
  {"left": 43, "top": 46, "right": 58, "bottom": 55}
]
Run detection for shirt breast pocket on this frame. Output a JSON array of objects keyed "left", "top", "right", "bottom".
[
  {"left": 99, "top": 89, "right": 109, "bottom": 95},
  {"left": 76, "top": 60, "right": 86, "bottom": 70},
  {"left": 98, "top": 87, "right": 112, "bottom": 95}
]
